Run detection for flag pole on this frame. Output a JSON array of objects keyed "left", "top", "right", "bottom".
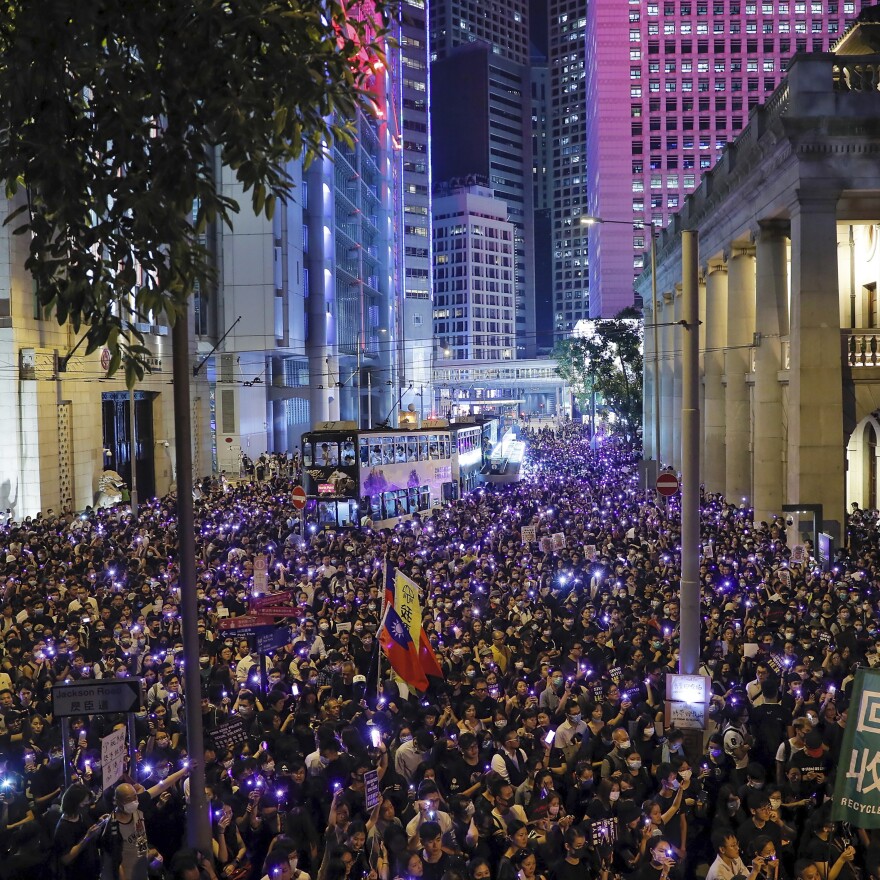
[{"left": 377, "top": 558, "right": 390, "bottom": 698}]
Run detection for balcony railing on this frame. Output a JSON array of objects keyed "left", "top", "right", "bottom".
[{"left": 844, "top": 330, "right": 880, "bottom": 367}]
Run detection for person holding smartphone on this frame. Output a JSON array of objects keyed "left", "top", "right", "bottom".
[
  {"left": 749, "top": 837, "right": 784, "bottom": 880},
  {"left": 706, "top": 832, "right": 763, "bottom": 880}
]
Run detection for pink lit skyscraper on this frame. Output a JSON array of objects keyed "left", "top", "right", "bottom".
[{"left": 584, "top": 0, "right": 866, "bottom": 316}]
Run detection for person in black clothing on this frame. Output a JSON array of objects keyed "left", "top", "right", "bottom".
[
  {"left": 633, "top": 836, "right": 681, "bottom": 880},
  {"left": 52, "top": 784, "right": 103, "bottom": 880},
  {"left": 418, "top": 821, "right": 464, "bottom": 880},
  {"left": 737, "top": 793, "right": 785, "bottom": 855},
  {"left": 550, "top": 825, "right": 595, "bottom": 880}
]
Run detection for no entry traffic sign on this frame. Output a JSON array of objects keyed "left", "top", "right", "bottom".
[
  {"left": 292, "top": 486, "right": 307, "bottom": 510},
  {"left": 656, "top": 471, "right": 680, "bottom": 497}
]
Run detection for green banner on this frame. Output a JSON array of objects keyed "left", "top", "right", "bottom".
[{"left": 831, "top": 668, "right": 880, "bottom": 826}]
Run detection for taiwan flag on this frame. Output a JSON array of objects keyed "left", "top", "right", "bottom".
[
  {"left": 384, "top": 562, "right": 444, "bottom": 682},
  {"left": 379, "top": 604, "right": 429, "bottom": 691}
]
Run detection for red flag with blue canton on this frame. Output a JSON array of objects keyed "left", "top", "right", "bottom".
[
  {"left": 379, "top": 604, "right": 429, "bottom": 691},
  {"left": 383, "top": 560, "right": 444, "bottom": 681}
]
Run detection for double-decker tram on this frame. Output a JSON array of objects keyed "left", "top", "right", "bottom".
[{"left": 300, "top": 418, "right": 498, "bottom": 529}]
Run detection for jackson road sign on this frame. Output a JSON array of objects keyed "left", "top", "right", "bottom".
[{"left": 53, "top": 679, "right": 141, "bottom": 717}]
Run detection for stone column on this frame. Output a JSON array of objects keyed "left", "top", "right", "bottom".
[
  {"left": 672, "top": 285, "right": 683, "bottom": 470},
  {"left": 660, "top": 291, "right": 676, "bottom": 465},
  {"left": 787, "top": 192, "right": 845, "bottom": 538},
  {"left": 753, "top": 222, "right": 790, "bottom": 524},
  {"left": 725, "top": 248, "right": 756, "bottom": 504},
  {"left": 643, "top": 302, "right": 657, "bottom": 461},
  {"left": 698, "top": 273, "right": 707, "bottom": 480},
  {"left": 703, "top": 265, "right": 728, "bottom": 494}
]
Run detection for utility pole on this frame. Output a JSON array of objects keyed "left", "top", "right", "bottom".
[
  {"left": 128, "top": 388, "right": 139, "bottom": 517},
  {"left": 679, "top": 229, "right": 701, "bottom": 675},
  {"left": 171, "top": 314, "right": 211, "bottom": 853}
]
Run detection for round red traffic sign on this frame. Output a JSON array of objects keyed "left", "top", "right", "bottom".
[
  {"left": 100, "top": 348, "right": 111, "bottom": 372},
  {"left": 656, "top": 472, "right": 680, "bottom": 497},
  {"left": 292, "top": 486, "right": 307, "bottom": 510}
]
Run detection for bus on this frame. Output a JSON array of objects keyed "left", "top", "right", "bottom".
[{"left": 300, "top": 419, "right": 497, "bottom": 529}]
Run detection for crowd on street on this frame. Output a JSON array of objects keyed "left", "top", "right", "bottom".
[{"left": 0, "top": 424, "right": 875, "bottom": 880}]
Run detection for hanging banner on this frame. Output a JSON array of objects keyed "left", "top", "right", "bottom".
[{"left": 831, "top": 668, "right": 880, "bottom": 826}]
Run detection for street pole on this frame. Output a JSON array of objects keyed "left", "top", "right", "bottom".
[
  {"left": 171, "top": 314, "right": 211, "bottom": 854},
  {"left": 367, "top": 371, "right": 372, "bottom": 429},
  {"left": 129, "top": 388, "right": 139, "bottom": 517},
  {"left": 679, "top": 229, "right": 701, "bottom": 676},
  {"left": 357, "top": 332, "right": 363, "bottom": 429},
  {"left": 651, "top": 231, "right": 662, "bottom": 465}
]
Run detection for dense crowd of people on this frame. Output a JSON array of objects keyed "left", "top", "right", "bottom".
[{"left": 0, "top": 424, "right": 874, "bottom": 880}]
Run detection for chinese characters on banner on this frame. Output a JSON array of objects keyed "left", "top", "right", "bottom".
[
  {"left": 101, "top": 727, "right": 128, "bottom": 791},
  {"left": 394, "top": 569, "right": 422, "bottom": 644},
  {"left": 832, "top": 668, "right": 880, "bottom": 826}
]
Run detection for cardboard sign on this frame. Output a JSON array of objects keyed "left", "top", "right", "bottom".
[
  {"left": 209, "top": 717, "right": 249, "bottom": 751},
  {"left": 364, "top": 769, "right": 381, "bottom": 810},
  {"left": 586, "top": 545, "right": 597, "bottom": 561},
  {"left": 540, "top": 537, "right": 554, "bottom": 554},
  {"left": 521, "top": 526, "right": 537, "bottom": 545},
  {"left": 778, "top": 569, "right": 791, "bottom": 590},
  {"left": 101, "top": 727, "right": 127, "bottom": 790},
  {"left": 609, "top": 666, "right": 623, "bottom": 685},
  {"left": 665, "top": 673, "right": 711, "bottom": 731},
  {"left": 667, "top": 700, "right": 708, "bottom": 730},
  {"left": 791, "top": 545, "right": 806, "bottom": 565},
  {"left": 551, "top": 533, "right": 566, "bottom": 550}
]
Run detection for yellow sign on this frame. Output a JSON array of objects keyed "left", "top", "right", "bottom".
[{"left": 394, "top": 568, "right": 422, "bottom": 643}]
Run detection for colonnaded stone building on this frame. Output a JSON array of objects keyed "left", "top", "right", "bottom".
[{"left": 637, "top": 8, "right": 880, "bottom": 541}]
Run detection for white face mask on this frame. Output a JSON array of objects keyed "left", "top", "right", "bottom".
[
  {"left": 123, "top": 801, "right": 139, "bottom": 815},
  {"left": 769, "top": 798, "right": 782, "bottom": 810},
  {"left": 680, "top": 769, "right": 692, "bottom": 781},
  {"left": 609, "top": 790, "right": 620, "bottom": 802}
]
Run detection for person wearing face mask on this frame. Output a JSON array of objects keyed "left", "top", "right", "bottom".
[
  {"left": 53, "top": 782, "right": 104, "bottom": 880},
  {"left": 539, "top": 668, "right": 571, "bottom": 717},
  {"left": 100, "top": 771, "right": 189, "bottom": 880},
  {"left": 623, "top": 749, "right": 650, "bottom": 803},
  {"left": 600, "top": 727, "right": 634, "bottom": 778},
  {"left": 550, "top": 826, "right": 595, "bottom": 880},
  {"left": 632, "top": 836, "right": 680, "bottom": 880},
  {"left": 774, "top": 718, "right": 811, "bottom": 785},
  {"left": 654, "top": 764, "right": 687, "bottom": 859}
]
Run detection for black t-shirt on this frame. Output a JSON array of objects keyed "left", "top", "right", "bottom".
[
  {"left": 789, "top": 750, "right": 833, "bottom": 797},
  {"left": 421, "top": 852, "right": 464, "bottom": 880},
  {"left": 737, "top": 818, "right": 782, "bottom": 854},
  {"left": 441, "top": 756, "right": 484, "bottom": 796},
  {"left": 53, "top": 815, "right": 100, "bottom": 880},
  {"left": 551, "top": 858, "right": 590, "bottom": 880}
]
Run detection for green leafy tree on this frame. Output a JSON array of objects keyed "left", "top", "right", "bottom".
[
  {"left": 553, "top": 307, "right": 644, "bottom": 440},
  {"left": 0, "top": 0, "right": 390, "bottom": 384}
]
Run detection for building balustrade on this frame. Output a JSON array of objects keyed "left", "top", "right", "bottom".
[{"left": 844, "top": 329, "right": 880, "bottom": 367}]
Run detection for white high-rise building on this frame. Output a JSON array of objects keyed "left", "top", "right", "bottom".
[{"left": 432, "top": 184, "right": 516, "bottom": 362}]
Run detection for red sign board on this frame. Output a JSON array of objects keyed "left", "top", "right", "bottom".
[
  {"left": 656, "top": 472, "right": 680, "bottom": 497},
  {"left": 217, "top": 614, "right": 277, "bottom": 631},
  {"left": 250, "top": 605, "right": 299, "bottom": 618},
  {"left": 292, "top": 486, "right": 307, "bottom": 510}
]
